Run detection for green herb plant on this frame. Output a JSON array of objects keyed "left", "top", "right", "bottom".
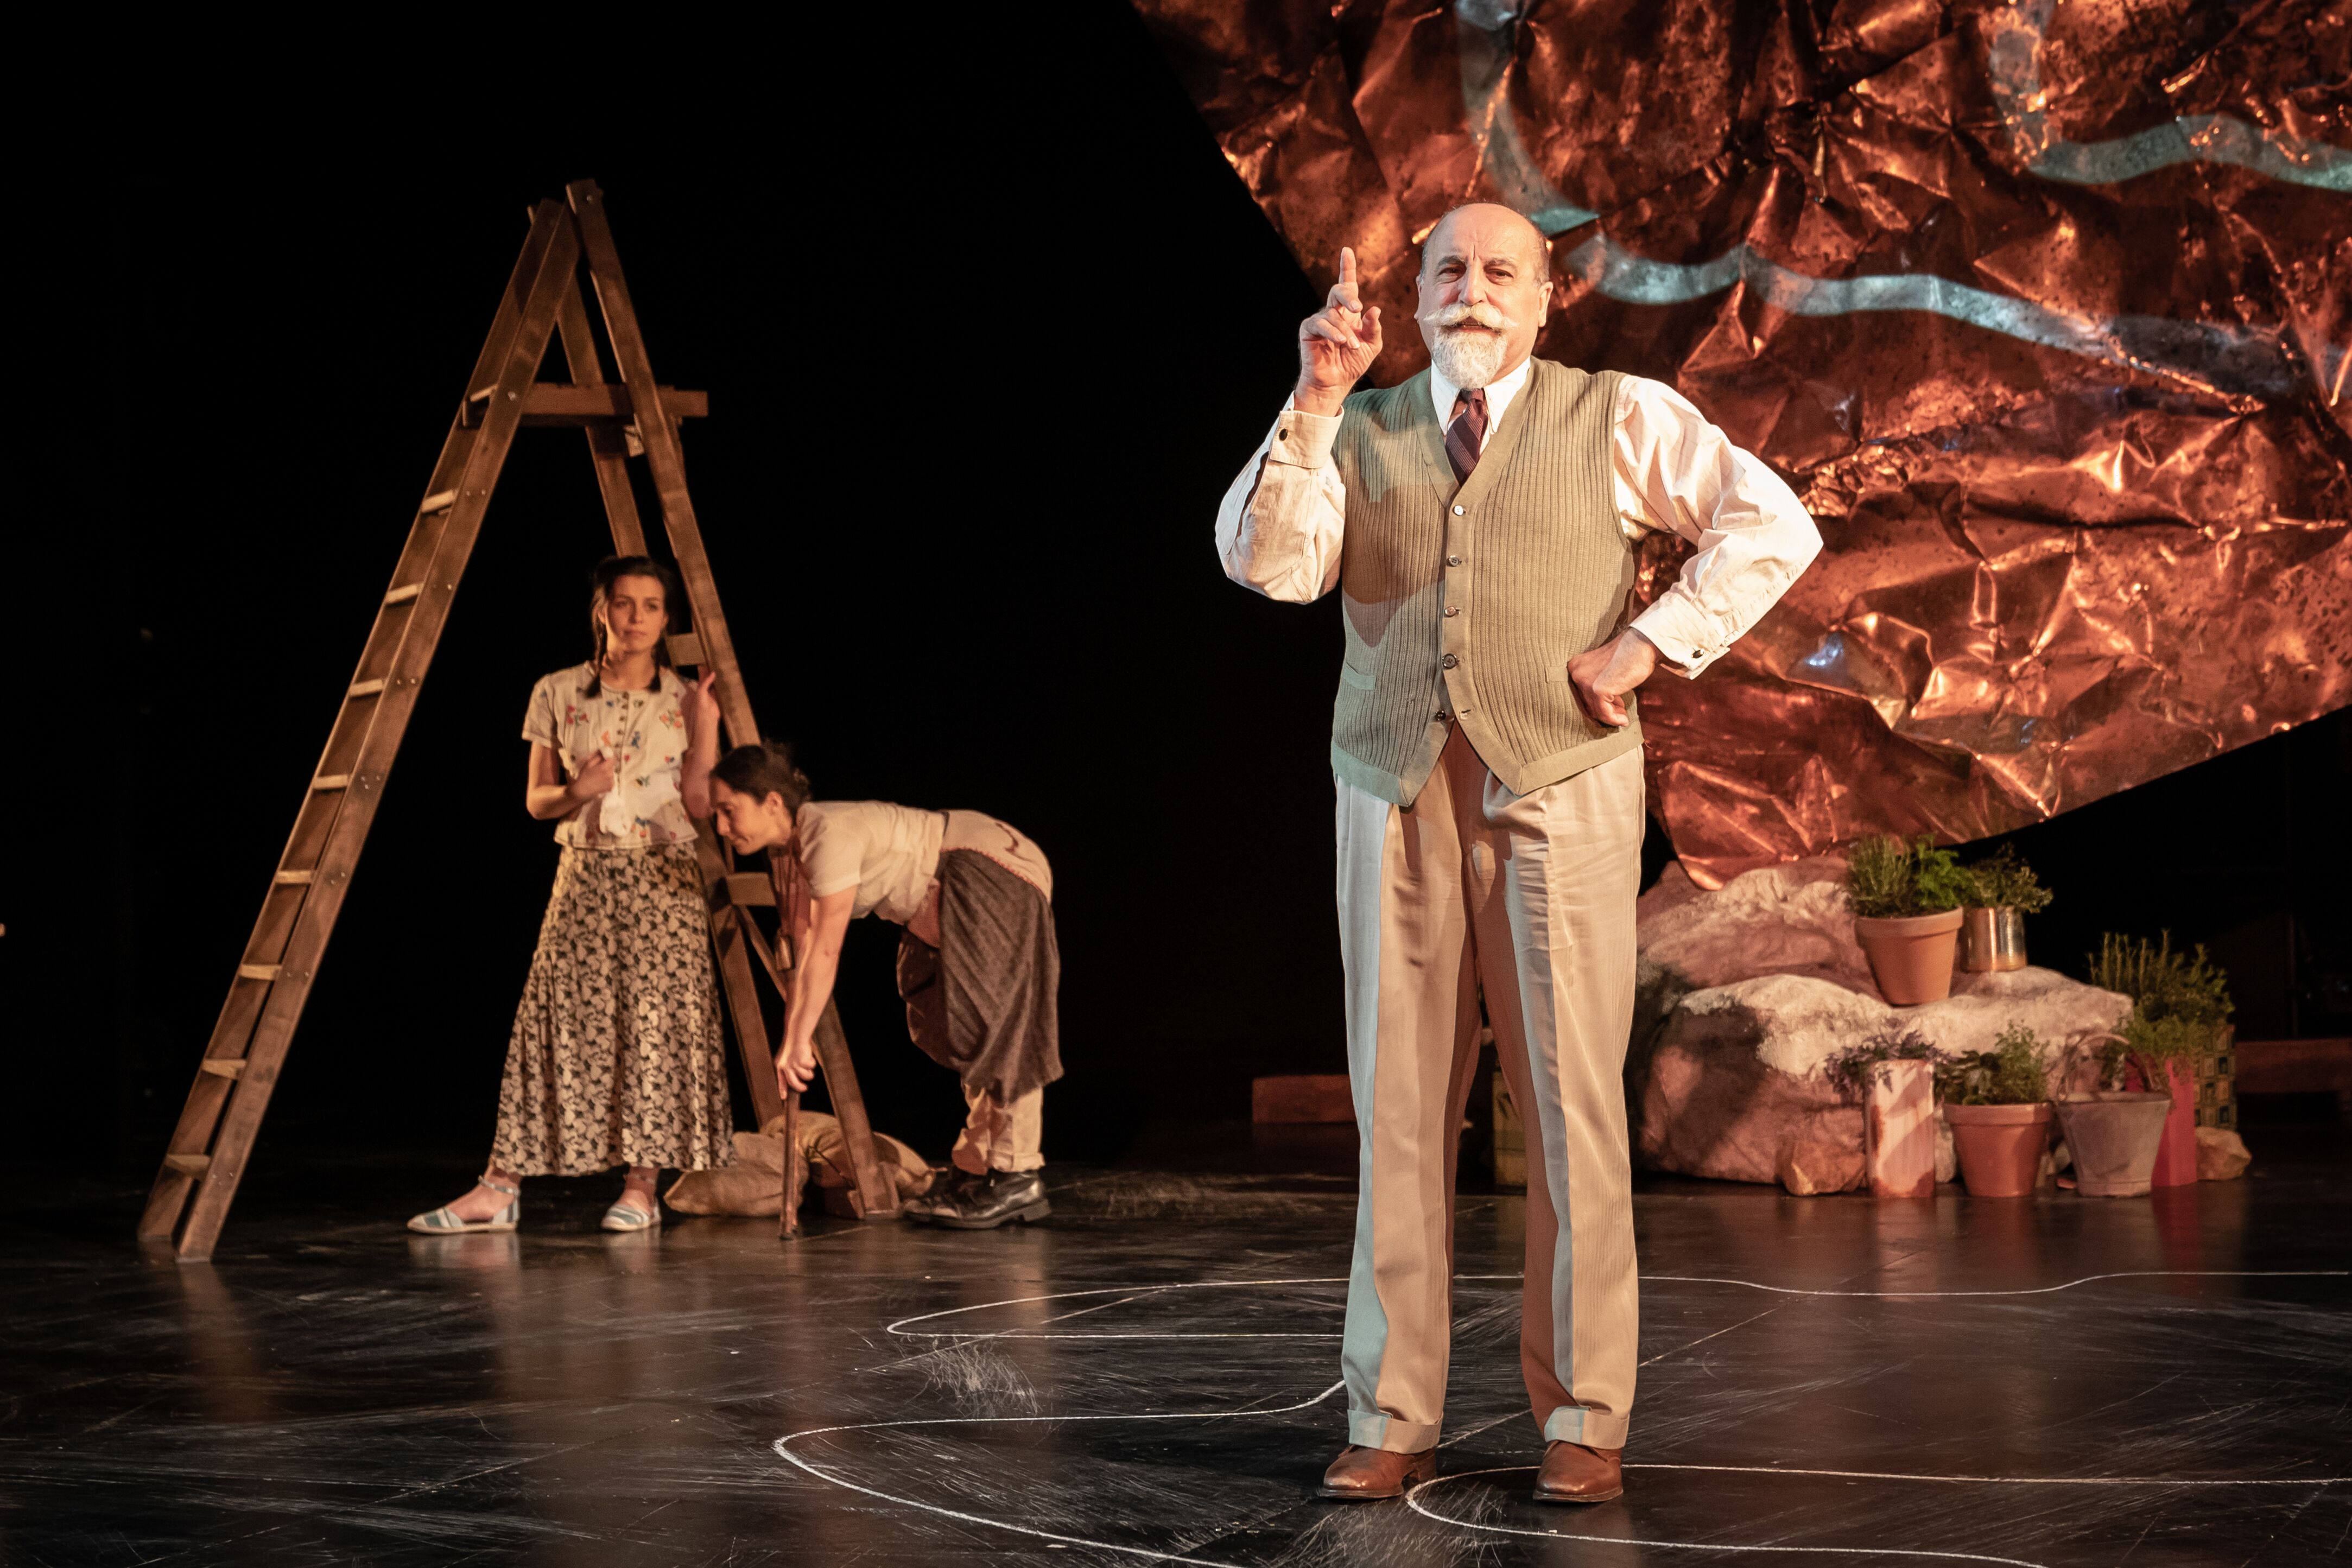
[
  {"left": 1934, "top": 1021, "right": 2052, "bottom": 1106},
  {"left": 1960, "top": 846, "right": 2053, "bottom": 913},
  {"left": 1822, "top": 1028, "right": 1956, "bottom": 1102},
  {"left": 2085, "top": 932, "right": 2232, "bottom": 1087},
  {"left": 1844, "top": 834, "right": 1971, "bottom": 919}
]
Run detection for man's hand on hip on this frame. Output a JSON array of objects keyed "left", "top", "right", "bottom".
[
  {"left": 1568, "top": 631, "right": 1661, "bottom": 729},
  {"left": 1294, "top": 246, "right": 1383, "bottom": 417}
]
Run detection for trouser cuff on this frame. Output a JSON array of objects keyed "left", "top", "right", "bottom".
[
  {"left": 1348, "top": 1410, "right": 1441, "bottom": 1453},
  {"left": 1543, "top": 1405, "right": 1629, "bottom": 1450}
]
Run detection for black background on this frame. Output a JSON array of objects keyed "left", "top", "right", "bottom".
[{"left": 14, "top": 12, "right": 2347, "bottom": 1180}]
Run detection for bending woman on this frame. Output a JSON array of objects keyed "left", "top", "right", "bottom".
[
  {"left": 409, "top": 555, "right": 734, "bottom": 1235},
  {"left": 693, "top": 741, "right": 1061, "bottom": 1229}
]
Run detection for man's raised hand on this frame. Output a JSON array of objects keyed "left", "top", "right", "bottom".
[{"left": 1294, "top": 246, "right": 1383, "bottom": 417}]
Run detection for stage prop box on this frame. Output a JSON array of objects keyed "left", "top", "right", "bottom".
[{"left": 1140, "top": 0, "right": 2351, "bottom": 885}]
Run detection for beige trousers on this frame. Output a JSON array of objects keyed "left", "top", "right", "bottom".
[
  {"left": 950, "top": 1086, "right": 1043, "bottom": 1175},
  {"left": 1337, "top": 727, "right": 1644, "bottom": 1454}
]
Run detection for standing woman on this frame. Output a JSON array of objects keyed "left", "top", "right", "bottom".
[
  {"left": 408, "top": 555, "right": 734, "bottom": 1235},
  {"left": 690, "top": 740, "right": 1061, "bottom": 1229}
]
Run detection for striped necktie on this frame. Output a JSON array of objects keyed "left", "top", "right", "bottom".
[{"left": 1444, "top": 386, "right": 1489, "bottom": 482}]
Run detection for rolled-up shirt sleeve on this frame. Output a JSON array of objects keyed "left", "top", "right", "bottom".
[
  {"left": 1616, "top": 377, "right": 1822, "bottom": 678},
  {"left": 1214, "top": 400, "right": 1347, "bottom": 604}
]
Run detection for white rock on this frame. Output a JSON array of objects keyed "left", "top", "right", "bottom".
[{"left": 1629, "top": 860, "right": 2132, "bottom": 1191}]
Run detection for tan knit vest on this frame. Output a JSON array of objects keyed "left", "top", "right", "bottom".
[{"left": 1330, "top": 359, "right": 1640, "bottom": 805}]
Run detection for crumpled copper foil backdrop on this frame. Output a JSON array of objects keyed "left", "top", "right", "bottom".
[{"left": 1141, "top": 0, "right": 2352, "bottom": 886}]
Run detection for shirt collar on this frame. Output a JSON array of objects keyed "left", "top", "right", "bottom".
[
  {"left": 1429, "top": 354, "right": 1532, "bottom": 429},
  {"left": 586, "top": 661, "right": 674, "bottom": 699}
]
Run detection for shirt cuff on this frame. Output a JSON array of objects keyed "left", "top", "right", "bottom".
[
  {"left": 1629, "top": 598, "right": 1723, "bottom": 679},
  {"left": 1269, "top": 404, "right": 1340, "bottom": 468}
]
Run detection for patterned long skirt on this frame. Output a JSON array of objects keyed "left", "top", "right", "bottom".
[{"left": 491, "top": 843, "right": 734, "bottom": 1175}]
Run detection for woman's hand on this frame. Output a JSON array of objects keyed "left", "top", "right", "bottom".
[
  {"left": 679, "top": 669, "right": 720, "bottom": 741},
  {"left": 776, "top": 1037, "right": 817, "bottom": 1095},
  {"left": 567, "top": 751, "right": 616, "bottom": 802}
]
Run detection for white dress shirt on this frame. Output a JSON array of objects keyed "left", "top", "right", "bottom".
[{"left": 1213, "top": 362, "right": 1822, "bottom": 677}]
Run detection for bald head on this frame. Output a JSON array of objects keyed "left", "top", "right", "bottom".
[
  {"left": 1415, "top": 203, "right": 1554, "bottom": 389},
  {"left": 1421, "top": 203, "right": 1550, "bottom": 284}
]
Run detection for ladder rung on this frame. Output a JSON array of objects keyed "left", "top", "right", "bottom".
[
  {"left": 420, "top": 490, "right": 458, "bottom": 512},
  {"left": 198, "top": 1058, "right": 246, "bottom": 1080},
  {"left": 236, "top": 963, "right": 282, "bottom": 982},
  {"left": 162, "top": 1154, "right": 211, "bottom": 1176},
  {"left": 667, "top": 632, "right": 706, "bottom": 666},
  {"left": 726, "top": 872, "right": 775, "bottom": 906},
  {"left": 313, "top": 775, "right": 352, "bottom": 791},
  {"left": 272, "top": 869, "right": 314, "bottom": 885},
  {"left": 384, "top": 583, "right": 422, "bottom": 605},
  {"left": 348, "top": 679, "right": 386, "bottom": 697}
]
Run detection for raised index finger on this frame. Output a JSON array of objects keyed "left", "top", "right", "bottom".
[{"left": 1338, "top": 246, "right": 1356, "bottom": 286}]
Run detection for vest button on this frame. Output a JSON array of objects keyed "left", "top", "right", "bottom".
[
  {"left": 1447, "top": 554, "right": 1462, "bottom": 566},
  {"left": 1441, "top": 653, "right": 1459, "bottom": 669},
  {"left": 1435, "top": 710, "right": 1452, "bottom": 723},
  {"left": 1443, "top": 606, "right": 1459, "bottom": 617},
  {"left": 1452, "top": 504, "right": 1466, "bottom": 515}
]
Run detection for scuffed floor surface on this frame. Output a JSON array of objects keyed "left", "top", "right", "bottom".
[{"left": 1, "top": 1137, "right": 2346, "bottom": 1566}]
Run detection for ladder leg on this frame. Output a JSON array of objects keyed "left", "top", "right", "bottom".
[
  {"left": 695, "top": 825, "right": 785, "bottom": 1129},
  {"left": 163, "top": 205, "right": 585, "bottom": 1264},
  {"left": 813, "top": 1001, "right": 898, "bottom": 1218},
  {"left": 565, "top": 275, "right": 777, "bottom": 1135},
  {"left": 557, "top": 276, "right": 652, "bottom": 558}
]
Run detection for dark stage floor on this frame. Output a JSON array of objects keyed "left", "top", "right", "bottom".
[{"left": 3, "top": 1128, "right": 2347, "bottom": 1567}]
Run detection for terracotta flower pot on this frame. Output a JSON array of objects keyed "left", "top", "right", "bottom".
[
  {"left": 1854, "top": 908, "right": 1964, "bottom": 1005},
  {"left": 1945, "top": 1102, "right": 2053, "bottom": 1197},
  {"left": 2148, "top": 1059, "right": 2199, "bottom": 1189},
  {"left": 2053, "top": 1093, "right": 2172, "bottom": 1197}
]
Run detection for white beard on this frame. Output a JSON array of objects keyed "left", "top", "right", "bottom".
[
  {"left": 1418, "top": 299, "right": 1517, "bottom": 389},
  {"left": 1425, "top": 327, "right": 1510, "bottom": 390}
]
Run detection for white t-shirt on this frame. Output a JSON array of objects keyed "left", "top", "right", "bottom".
[{"left": 795, "top": 801, "right": 946, "bottom": 923}]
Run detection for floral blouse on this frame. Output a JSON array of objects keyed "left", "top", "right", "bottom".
[{"left": 522, "top": 663, "right": 695, "bottom": 849}]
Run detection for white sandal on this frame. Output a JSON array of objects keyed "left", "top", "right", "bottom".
[
  {"left": 407, "top": 1176, "right": 521, "bottom": 1234},
  {"left": 601, "top": 1190, "right": 662, "bottom": 1233}
]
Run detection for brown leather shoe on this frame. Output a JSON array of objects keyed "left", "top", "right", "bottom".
[
  {"left": 1317, "top": 1444, "right": 1437, "bottom": 1500},
  {"left": 1533, "top": 1440, "right": 1624, "bottom": 1503}
]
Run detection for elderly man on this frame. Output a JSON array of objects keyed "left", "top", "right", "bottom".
[{"left": 1215, "top": 204, "right": 1821, "bottom": 1503}]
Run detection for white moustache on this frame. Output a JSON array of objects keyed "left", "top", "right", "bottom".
[{"left": 1420, "top": 300, "right": 1514, "bottom": 333}]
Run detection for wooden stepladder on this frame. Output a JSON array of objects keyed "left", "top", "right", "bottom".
[{"left": 142, "top": 182, "right": 898, "bottom": 1262}]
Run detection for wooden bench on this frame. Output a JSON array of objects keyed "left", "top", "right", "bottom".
[{"left": 2234, "top": 1038, "right": 2352, "bottom": 1116}]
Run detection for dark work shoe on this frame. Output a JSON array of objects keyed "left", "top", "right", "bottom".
[
  {"left": 902, "top": 1167, "right": 981, "bottom": 1222},
  {"left": 911, "top": 1169, "right": 1050, "bottom": 1229}
]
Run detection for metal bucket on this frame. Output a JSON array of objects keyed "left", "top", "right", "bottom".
[{"left": 1957, "top": 905, "right": 2027, "bottom": 972}]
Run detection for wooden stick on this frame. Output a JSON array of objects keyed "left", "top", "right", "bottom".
[{"left": 779, "top": 1090, "right": 804, "bottom": 1238}]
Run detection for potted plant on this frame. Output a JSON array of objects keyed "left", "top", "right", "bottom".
[
  {"left": 1937, "top": 1023, "right": 2055, "bottom": 1197},
  {"left": 1843, "top": 834, "right": 1971, "bottom": 1005},
  {"left": 1825, "top": 1029, "right": 1950, "bottom": 1198},
  {"left": 2086, "top": 934, "right": 2233, "bottom": 1189},
  {"left": 1956, "top": 846, "right": 2053, "bottom": 973}
]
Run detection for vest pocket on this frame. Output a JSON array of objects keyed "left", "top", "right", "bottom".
[{"left": 1340, "top": 662, "right": 1376, "bottom": 691}]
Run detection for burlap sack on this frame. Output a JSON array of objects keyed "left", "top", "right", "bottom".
[{"left": 663, "top": 1112, "right": 934, "bottom": 1216}]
